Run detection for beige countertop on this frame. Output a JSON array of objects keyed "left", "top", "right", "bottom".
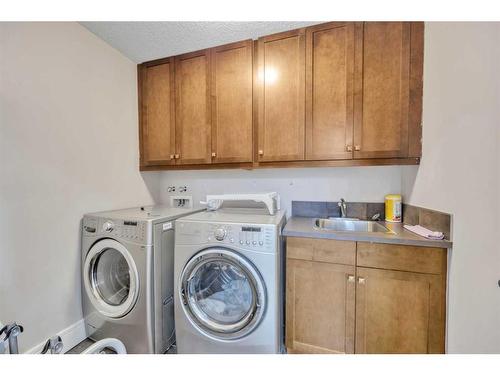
[{"left": 283, "top": 216, "right": 452, "bottom": 249}]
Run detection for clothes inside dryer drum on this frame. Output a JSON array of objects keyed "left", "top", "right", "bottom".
[
  {"left": 188, "top": 261, "right": 253, "bottom": 324},
  {"left": 93, "top": 248, "right": 131, "bottom": 306}
]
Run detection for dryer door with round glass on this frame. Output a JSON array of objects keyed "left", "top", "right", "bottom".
[
  {"left": 83, "top": 239, "right": 139, "bottom": 318},
  {"left": 180, "top": 248, "right": 266, "bottom": 340}
]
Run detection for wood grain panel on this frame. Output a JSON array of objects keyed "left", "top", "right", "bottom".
[
  {"left": 357, "top": 242, "right": 446, "bottom": 275},
  {"left": 287, "top": 237, "right": 356, "bottom": 265},
  {"left": 306, "top": 22, "right": 354, "bottom": 160},
  {"left": 175, "top": 49, "right": 211, "bottom": 165},
  {"left": 355, "top": 267, "right": 445, "bottom": 353},
  {"left": 139, "top": 60, "right": 175, "bottom": 166},
  {"left": 408, "top": 22, "right": 424, "bottom": 158},
  {"left": 286, "top": 259, "right": 355, "bottom": 354},
  {"left": 354, "top": 22, "right": 411, "bottom": 159},
  {"left": 140, "top": 156, "right": 420, "bottom": 171},
  {"left": 257, "top": 29, "right": 305, "bottom": 161},
  {"left": 211, "top": 40, "right": 253, "bottom": 163}
]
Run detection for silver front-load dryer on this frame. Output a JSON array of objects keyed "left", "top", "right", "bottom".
[
  {"left": 174, "top": 209, "right": 286, "bottom": 353},
  {"left": 81, "top": 205, "right": 201, "bottom": 353}
]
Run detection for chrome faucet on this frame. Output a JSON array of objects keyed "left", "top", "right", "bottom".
[
  {"left": 0, "top": 322, "right": 24, "bottom": 354},
  {"left": 338, "top": 198, "right": 347, "bottom": 218}
]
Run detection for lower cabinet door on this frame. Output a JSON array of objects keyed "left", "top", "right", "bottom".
[
  {"left": 355, "top": 267, "right": 445, "bottom": 353},
  {"left": 286, "top": 259, "right": 355, "bottom": 354}
]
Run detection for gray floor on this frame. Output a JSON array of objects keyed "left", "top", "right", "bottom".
[
  {"left": 66, "top": 338, "right": 177, "bottom": 354},
  {"left": 66, "top": 338, "right": 116, "bottom": 354}
]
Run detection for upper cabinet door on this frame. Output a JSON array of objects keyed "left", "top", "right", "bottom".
[
  {"left": 306, "top": 22, "right": 355, "bottom": 160},
  {"left": 139, "top": 60, "right": 175, "bottom": 166},
  {"left": 175, "top": 49, "right": 212, "bottom": 165},
  {"left": 353, "top": 22, "right": 411, "bottom": 159},
  {"left": 211, "top": 40, "right": 253, "bottom": 164},
  {"left": 257, "top": 29, "right": 306, "bottom": 162}
]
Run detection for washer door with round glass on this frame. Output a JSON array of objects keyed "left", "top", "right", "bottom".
[
  {"left": 83, "top": 239, "right": 139, "bottom": 318},
  {"left": 180, "top": 248, "right": 266, "bottom": 340}
]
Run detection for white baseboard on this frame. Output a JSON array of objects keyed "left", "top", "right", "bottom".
[{"left": 25, "top": 319, "right": 86, "bottom": 354}]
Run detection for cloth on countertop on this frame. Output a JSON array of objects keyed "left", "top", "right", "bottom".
[{"left": 403, "top": 224, "right": 445, "bottom": 240}]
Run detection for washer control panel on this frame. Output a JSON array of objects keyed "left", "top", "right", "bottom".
[{"left": 206, "top": 224, "right": 276, "bottom": 251}]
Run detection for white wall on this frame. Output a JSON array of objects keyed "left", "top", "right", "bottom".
[
  {"left": 0, "top": 22, "right": 159, "bottom": 352},
  {"left": 157, "top": 166, "right": 404, "bottom": 215},
  {"left": 402, "top": 22, "right": 500, "bottom": 353}
]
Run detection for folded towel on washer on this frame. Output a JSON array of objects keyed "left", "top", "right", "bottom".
[{"left": 403, "top": 224, "right": 445, "bottom": 240}]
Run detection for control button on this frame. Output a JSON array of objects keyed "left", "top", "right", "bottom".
[
  {"left": 245, "top": 241, "right": 250, "bottom": 245},
  {"left": 239, "top": 240, "right": 244, "bottom": 245},
  {"left": 214, "top": 228, "right": 227, "bottom": 241},
  {"left": 259, "top": 241, "right": 264, "bottom": 246},
  {"left": 103, "top": 221, "right": 114, "bottom": 232},
  {"left": 252, "top": 241, "right": 257, "bottom": 245},
  {"left": 230, "top": 238, "right": 234, "bottom": 243}
]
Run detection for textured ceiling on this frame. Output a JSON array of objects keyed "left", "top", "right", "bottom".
[{"left": 80, "top": 22, "right": 320, "bottom": 63}]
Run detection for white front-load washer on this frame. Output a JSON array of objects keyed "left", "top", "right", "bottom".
[
  {"left": 81, "top": 205, "right": 201, "bottom": 354},
  {"left": 174, "top": 208, "right": 286, "bottom": 353}
]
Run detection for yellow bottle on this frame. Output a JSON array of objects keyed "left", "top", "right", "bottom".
[{"left": 385, "top": 194, "right": 402, "bottom": 223}]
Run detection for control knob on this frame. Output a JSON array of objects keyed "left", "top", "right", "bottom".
[
  {"left": 214, "top": 227, "right": 226, "bottom": 241},
  {"left": 103, "top": 221, "right": 114, "bottom": 232}
]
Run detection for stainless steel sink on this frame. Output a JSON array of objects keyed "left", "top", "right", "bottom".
[{"left": 314, "top": 218, "right": 394, "bottom": 234}]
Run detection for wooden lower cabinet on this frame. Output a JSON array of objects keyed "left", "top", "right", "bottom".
[
  {"left": 286, "top": 259, "right": 355, "bottom": 354},
  {"left": 285, "top": 237, "right": 447, "bottom": 354},
  {"left": 355, "top": 267, "right": 445, "bottom": 353}
]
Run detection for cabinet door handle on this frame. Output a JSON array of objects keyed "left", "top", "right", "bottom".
[
  {"left": 347, "top": 275, "right": 355, "bottom": 283},
  {"left": 170, "top": 154, "right": 175, "bottom": 160},
  {"left": 346, "top": 145, "right": 353, "bottom": 152},
  {"left": 174, "top": 154, "right": 180, "bottom": 159},
  {"left": 354, "top": 145, "right": 361, "bottom": 151},
  {"left": 358, "top": 277, "right": 366, "bottom": 284},
  {"left": 211, "top": 152, "right": 216, "bottom": 158},
  {"left": 258, "top": 150, "right": 264, "bottom": 156}
]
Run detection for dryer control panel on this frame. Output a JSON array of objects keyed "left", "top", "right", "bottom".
[{"left": 83, "top": 216, "right": 148, "bottom": 244}]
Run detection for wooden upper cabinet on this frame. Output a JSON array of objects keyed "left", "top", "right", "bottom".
[
  {"left": 138, "top": 21, "right": 424, "bottom": 171},
  {"left": 175, "top": 49, "right": 212, "bottom": 165},
  {"left": 408, "top": 22, "right": 424, "bottom": 158},
  {"left": 306, "top": 22, "right": 355, "bottom": 160},
  {"left": 355, "top": 267, "right": 445, "bottom": 354},
  {"left": 257, "top": 29, "right": 306, "bottom": 162},
  {"left": 139, "top": 59, "right": 175, "bottom": 166},
  {"left": 353, "top": 22, "right": 411, "bottom": 159},
  {"left": 211, "top": 40, "right": 253, "bottom": 163}
]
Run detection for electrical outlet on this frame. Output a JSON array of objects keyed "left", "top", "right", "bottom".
[{"left": 170, "top": 195, "right": 193, "bottom": 208}]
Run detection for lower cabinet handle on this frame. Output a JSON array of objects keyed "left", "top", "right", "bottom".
[
  {"left": 347, "top": 275, "right": 355, "bottom": 283},
  {"left": 358, "top": 277, "right": 366, "bottom": 284}
]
